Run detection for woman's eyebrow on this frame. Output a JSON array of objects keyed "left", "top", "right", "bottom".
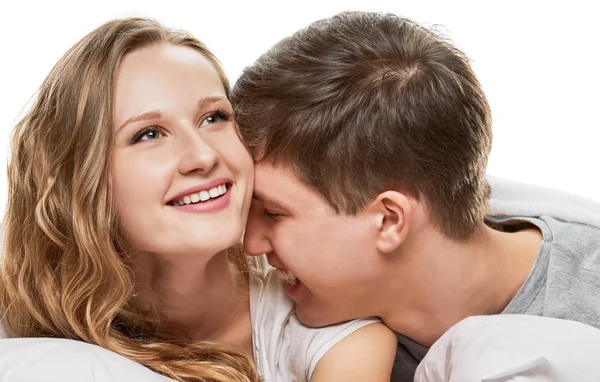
[
  {"left": 118, "top": 96, "right": 229, "bottom": 131},
  {"left": 118, "top": 110, "right": 162, "bottom": 130},
  {"left": 197, "top": 96, "right": 228, "bottom": 110}
]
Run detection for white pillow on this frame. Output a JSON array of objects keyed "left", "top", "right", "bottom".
[
  {"left": 415, "top": 314, "right": 600, "bottom": 382},
  {"left": 0, "top": 337, "right": 173, "bottom": 382},
  {"left": 487, "top": 175, "right": 600, "bottom": 228}
]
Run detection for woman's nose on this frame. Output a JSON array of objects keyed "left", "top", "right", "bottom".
[{"left": 177, "top": 132, "right": 219, "bottom": 175}]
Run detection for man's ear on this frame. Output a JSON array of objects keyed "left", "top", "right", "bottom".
[{"left": 368, "top": 191, "right": 411, "bottom": 253}]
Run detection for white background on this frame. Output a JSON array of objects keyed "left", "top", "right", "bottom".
[{"left": 1, "top": 0, "right": 598, "bottom": 220}]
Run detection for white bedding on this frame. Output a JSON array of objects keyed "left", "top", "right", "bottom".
[
  {"left": 0, "top": 338, "right": 172, "bottom": 382},
  {"left": 487, "top": 175, "right": 600, "bottom": 228},
  {"left": 415, "top": 314, "right": 600, "bottom": 382}
]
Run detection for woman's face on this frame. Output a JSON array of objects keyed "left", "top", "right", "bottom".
[{"left": 112, "top": 44, "right": 253, "bottom": 257}]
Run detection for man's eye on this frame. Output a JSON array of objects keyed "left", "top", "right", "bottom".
[{"left": 263, "top": 210, "right": 282, "bottom": 222}]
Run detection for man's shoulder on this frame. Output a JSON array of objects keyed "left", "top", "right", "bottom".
[
  {"left": 486, "top": 214, "right": 600, "bottom": 261},
  {"left": 493, "top": 215, "right": 600, "bottom": 327},
  {"left": 534, "top": 216, "right": 600, "bottom": 328},
  {"left": 541, "top": 215, "right": 600, "bottom": 252},
  {"left": 538, "top": 215, "right": 600, "bottom": 276}
]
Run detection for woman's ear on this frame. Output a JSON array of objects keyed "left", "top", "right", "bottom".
[{"left": 369, "top": 191, "right": 411, "bottom": 253}]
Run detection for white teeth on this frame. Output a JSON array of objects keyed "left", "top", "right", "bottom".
[
  {"left": 277, "top": 269, "right": 287, "bottom": 280},
  {"left": 276, "top": 268, "right": 298, "bottom": 286},
  {"left": 286, "top": 270, "right": 297, "bottom": 282},
  {"left": 172, "top": 183, "right": 228, "bottom": 206}
]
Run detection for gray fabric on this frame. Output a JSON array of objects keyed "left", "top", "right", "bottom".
[
  {"left": 391, "top": 334, "right": 428, "bottom": 382},
  {"left": 390, "top": 215, "right": 600, "bottom": 381},
  {"left": 494, "top": 215, "right": 600, "bottom": 326}
]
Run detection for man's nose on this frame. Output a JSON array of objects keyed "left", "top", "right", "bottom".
[{"left": 243, "top": 201, "right": 273, "bottom": 256}]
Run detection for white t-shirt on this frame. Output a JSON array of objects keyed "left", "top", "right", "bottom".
[{"left": 248, "top": 256, "right": 378, "bottom": 381}]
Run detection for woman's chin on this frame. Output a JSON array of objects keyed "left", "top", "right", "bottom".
[
  {"left": 127, "top": 224, "right": 244, "bottom": 257},
  {"left": 188, "top": 231, "right": 244, "bottom": 255}
]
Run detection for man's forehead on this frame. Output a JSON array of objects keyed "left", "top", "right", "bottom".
[
  {"left": 254, "top": 160, "right": 337, "bottom": 217},
  {"left": 253, "top": 160, "right": 310, "bottom": 207},
  {"left": 254, "top": 161, "right": 295, "bottom": 191}
]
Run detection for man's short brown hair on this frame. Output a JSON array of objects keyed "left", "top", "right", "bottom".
[{"left": 232, "top": 11, "right": 492, "bottom": 240}]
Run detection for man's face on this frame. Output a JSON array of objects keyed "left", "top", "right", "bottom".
[{"left": 244, "top": 160, "right": 384, "bottom": 327}]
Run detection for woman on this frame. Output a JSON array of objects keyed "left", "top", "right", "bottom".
[{"left": 0, "top": 17, "right": 396, "bottom": 382}]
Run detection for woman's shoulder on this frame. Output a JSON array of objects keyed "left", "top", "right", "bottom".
[{"left": 249, "top": 265, "right": 382, "bottom": 381}]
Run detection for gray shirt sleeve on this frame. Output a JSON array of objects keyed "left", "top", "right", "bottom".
[{"left": 391, "top": 333, "right": 429, "bottom": 382}]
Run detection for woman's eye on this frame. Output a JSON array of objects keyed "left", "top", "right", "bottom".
[
  {"left": 198, "top": 110, "right": 232, "bottom": 128},
  {"left": 132, "top": 127, "right": 163, "bottom": 143}
]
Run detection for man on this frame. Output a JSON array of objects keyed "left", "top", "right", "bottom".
[{"left": 231, "top": 11, "right": 600, "bottom": 380}]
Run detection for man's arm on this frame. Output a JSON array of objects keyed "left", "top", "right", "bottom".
[{"left": 311, "top": 322, "right": 396, "bottom": 381}]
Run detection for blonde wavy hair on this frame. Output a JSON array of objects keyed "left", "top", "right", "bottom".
[{"left": 0, "top": 17, "right": 259, "bottom": 382}]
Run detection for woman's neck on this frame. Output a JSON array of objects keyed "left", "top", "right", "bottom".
[{"left": 131, "top": 249, "right": 253, "bottom": 356}]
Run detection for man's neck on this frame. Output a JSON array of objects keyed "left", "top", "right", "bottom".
[
  {"left": 378, "top": 222, "right": 542, "bottom": 347},
  {"left": 131, "top": 250, "right": 252, "bottom": 355}
]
